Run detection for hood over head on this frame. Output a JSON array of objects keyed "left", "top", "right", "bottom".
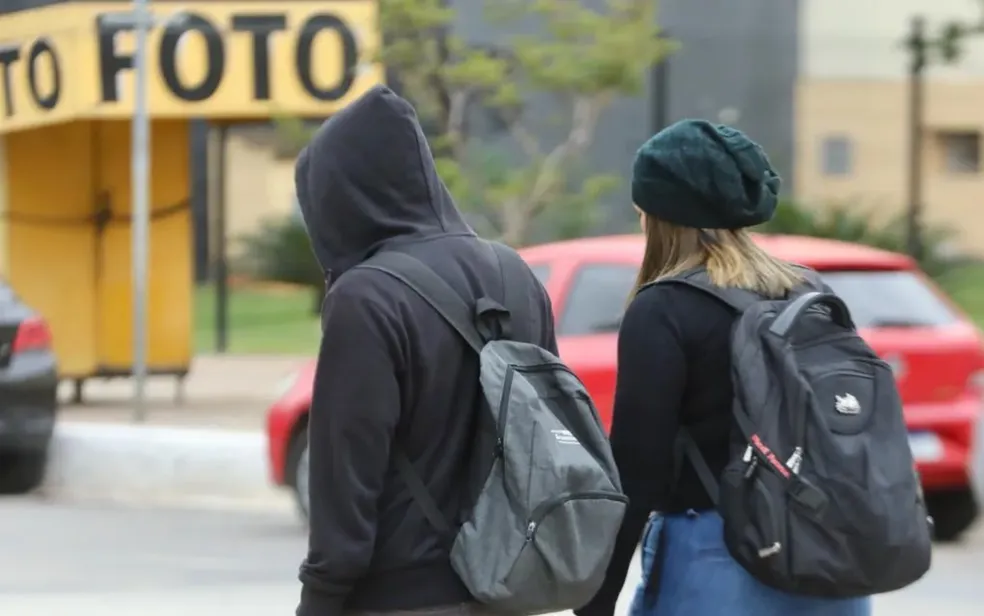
[{"left": 294, "top": 85, "right": 472, "bottom": 280}]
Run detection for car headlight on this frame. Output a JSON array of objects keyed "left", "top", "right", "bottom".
[{"left": 273, "top": 371, "right": 300, "bottom": 399}]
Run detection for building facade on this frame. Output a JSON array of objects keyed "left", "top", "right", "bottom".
[{"left": 795, "top": 0, "right": 984, "bottom": 253}]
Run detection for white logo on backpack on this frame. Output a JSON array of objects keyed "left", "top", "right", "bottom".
[
  {"left": 551, "top": 429, "right": 580, "bottom": 445},
  {"left": 834, "top": 393, "right": 861, "bottom": 415}
]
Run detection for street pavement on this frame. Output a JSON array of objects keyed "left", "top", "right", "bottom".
[{"left": 1, "top": 496, "right": 982, "bottom": 615}]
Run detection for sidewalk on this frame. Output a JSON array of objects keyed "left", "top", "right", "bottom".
[
  {"left": 41, "top": 354, "right": 311, "bottom": 511},
  {"left": 56, "top": 354, "right": 311, "bottom": 431}
]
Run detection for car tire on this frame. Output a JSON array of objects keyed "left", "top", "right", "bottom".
[
  {"left": 286, "top": 424, "right": 310, "bottom": 523},
  {"left": 0, "top": 451, "right": 47, "bottom": 495},
  {"left": 926, "top": 488, "right": 979, "bottom": 542}
]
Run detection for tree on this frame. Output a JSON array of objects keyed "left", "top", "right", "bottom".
[
  {"left": 379, "top": 0, "right": 674, "bottom": 245},
  {"left": 936, "top": 0, "right": 984, "bottom": 61}
]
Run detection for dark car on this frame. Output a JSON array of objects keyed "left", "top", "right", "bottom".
[{"left": 0, "top": 279, "right": 58, "bottom": 494}]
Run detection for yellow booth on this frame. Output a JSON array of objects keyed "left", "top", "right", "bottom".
[{"left": 0, "top": 1, "right": 382, "bottom": 392}]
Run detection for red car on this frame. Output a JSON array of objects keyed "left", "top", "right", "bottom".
[{"left": 267, "top": 234, "right": 984, "bottom": 540}]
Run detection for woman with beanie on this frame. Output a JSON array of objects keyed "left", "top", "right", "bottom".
[{"left": 575, "top": 121, "right": 872, "bottom": 616}]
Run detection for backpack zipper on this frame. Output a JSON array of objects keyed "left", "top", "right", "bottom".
[
  {"left": 525, "top": 491, "right": 629, "bottom": 541},
  {"left": 742, "top": 444, "right": 804, "bottom": 477},
  {"left": 494, "top": 367, "right": 516, "bottom": 457},
  {"left": 786, "top": 447, "right": 804, "bottom": 475}
]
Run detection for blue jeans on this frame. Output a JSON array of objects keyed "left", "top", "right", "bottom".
[{"left": 629, "top": 510, "right": 872, "bottom": 616}]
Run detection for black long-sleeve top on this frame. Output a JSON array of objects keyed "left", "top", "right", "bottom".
[{"left": 577, "top": 282, "right": 738, "bottom": 616}]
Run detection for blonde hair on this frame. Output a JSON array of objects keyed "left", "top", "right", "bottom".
[{"left": 633, "top": 212, "right": 803, "bottom": 298}]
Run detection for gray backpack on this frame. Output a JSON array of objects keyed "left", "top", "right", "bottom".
[{"left": 363, "top": 246, "right": 627, "bottom": 614}]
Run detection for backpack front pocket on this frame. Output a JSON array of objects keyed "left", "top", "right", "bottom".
[{"left": 502, "top": 492, "right": 628, "bottom": 613}]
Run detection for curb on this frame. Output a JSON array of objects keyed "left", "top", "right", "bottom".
[{"left": 41, "top": 422, "right": 294, "bottom": 513}]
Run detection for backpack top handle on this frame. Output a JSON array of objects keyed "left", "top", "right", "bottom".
[{"left": 769, "top": 292, "right": 854, "bottom": 338}]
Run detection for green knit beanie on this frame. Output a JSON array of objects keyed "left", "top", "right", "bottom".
[{"left": 631, "top": 119, "right": 781, "bottom": 229}]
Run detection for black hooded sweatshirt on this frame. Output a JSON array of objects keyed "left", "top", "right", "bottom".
[{"left": 294, "top": 86, "right": 558, "bottom": 615}]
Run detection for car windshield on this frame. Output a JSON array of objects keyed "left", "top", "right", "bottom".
[{"left": 819, "top": 269, "right": 958, "bottom": 328}]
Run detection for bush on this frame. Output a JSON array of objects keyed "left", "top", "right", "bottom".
[
  {"left": 757, "top": 201, "right": 958, "bottom": 278},
  {"left": 236, "top": 215, "right": 324, "bottom": 313}
]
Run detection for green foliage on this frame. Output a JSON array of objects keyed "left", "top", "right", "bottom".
[
  {"left": 271, "top": 114, "right": 314, "bottom": 157},
  {"left": 539, "top": 173, "right": 622, "bottom": 242},
  {"left": 935, "top": 261, "right": 984, "bottom": 326},
  {"left": 443, "top": 144, "right": 620, "bottom": 241},
  {"left": 274, "top": 0, "right": 673, "bottom": 246},
  {"left": 756, "top": 201, "right": 958, "bottom": 278},
  {"left": 235, "top": 216, "right": 324, "bottom": 312},
  {"left": 381, "top": 0, "right": 673, "bottom": 245},
  {"left": 916, "top": 0, "right": 984, "bottom": 64}
]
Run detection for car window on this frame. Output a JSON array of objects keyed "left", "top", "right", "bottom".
[
  {"left": 529, "top": 264, "right": 551, "bottom": 287},
  {"left": 820, "top": 270, "right": 958, "bottom": 328},
  {"left": 559, "top": 263, "right": 638, "bottom": 335}
]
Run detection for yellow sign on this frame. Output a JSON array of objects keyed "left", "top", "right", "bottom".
[{"left": 0, "top": 1, "right": 383, "bottom": 134}]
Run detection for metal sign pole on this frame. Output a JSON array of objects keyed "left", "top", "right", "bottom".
[{"left": 132, "top": 0, "right": 151, "bottom": 423}]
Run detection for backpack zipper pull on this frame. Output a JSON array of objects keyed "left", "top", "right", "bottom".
[
  {"left": 742, "top": 445, "right": 759, "bottom": 478},
  {"left": 786, "top": 447, "right": 804, "bottom": 475},
  {"left": 526, "top": 520, "right": 537, "bottom": 540},
  {"left": 758, "top": 542, "right": 782, "bottom": 558}
]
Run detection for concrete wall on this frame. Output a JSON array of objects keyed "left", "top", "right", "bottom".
[
  {"left": 802, "top": 0, "right": 984, "bottom": 80},
  {"left": 658, "top": 0, "right": 800, "bottom": 180},
  {"left": 452, "top": 0, "right": 801, "bottom": 232},
  {"left": 223, "top": 127, "right": 297, "bottom": 257}
]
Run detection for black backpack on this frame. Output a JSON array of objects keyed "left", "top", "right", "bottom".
[{"left": 655, "top": 268, "right": 933, "bottom": 598}]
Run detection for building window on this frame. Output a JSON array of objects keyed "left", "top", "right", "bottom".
[
  {"left": 937, "top": 131, "right": 981, "bottom": 174},
  {"left": 820, "top": 135, "right": 853, "bottom": 176}
]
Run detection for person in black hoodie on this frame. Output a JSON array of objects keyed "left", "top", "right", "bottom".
[
  {"left": 575, "top": 121, "right": 871, "bottom": 616},
  {"left": 292, "top": 86, "right": 557, "bottom": 616}
]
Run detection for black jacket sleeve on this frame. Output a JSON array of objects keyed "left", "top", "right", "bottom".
[
  {"left": 576, "top": 287, "right": 688, "bottom": 616},
  {"left": 297, "top": 278, "right": 404, "bottom": 616}
]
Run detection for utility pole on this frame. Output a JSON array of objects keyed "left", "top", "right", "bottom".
[
  {"left": 904, "top": 16, "right": 927, "bottom": 262},
  {"left": 649, "top": 29, "right": 671, "bottom": 134},
  {"left": 902, "top": 8, "right": 984, "bottom": 261},
  {"left": 101, "top": 5, "right": 187, "bottom": 423},
  {"left": 131, "top": 0, "right": 151, "bottom": 423},
  {"left": 213, "top": 125, "right": 229, "bottom": 353}
]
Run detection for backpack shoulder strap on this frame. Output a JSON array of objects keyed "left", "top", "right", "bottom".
[
  {"left": 646, "top": 268, "right": 760, "bottom": 507},
  {"left": 641, "top": 267, "right": 762, "bottom": 313},
  {"left": 358, "top": 251, "right": 486, "bottom": 354},
  {"left": 356, "top": 251, "right": 482, "bottom": 539},
  {"left": 488, "top": 241, "right": 532, "bottom": 340}
]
